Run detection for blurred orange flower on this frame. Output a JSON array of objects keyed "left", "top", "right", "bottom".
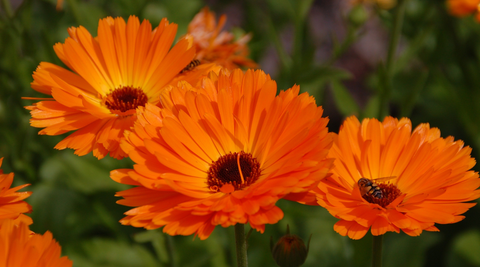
[
  {"left": 0, "top": 158, "right": 32, "bottom": 223},
  {"left": 307, "top": 116, "right": 480, "bottom": 239},
  {"left": 0, "top": 219, "right": 72, "bottom": 267},
  {"left": 111, "top": 69, "right": 333, "bottom": 239},
  {"left": 188, "top": 7, "right": 257, "bottom": 70},
  {"left": 447, "top": 0, "right": 480, "bottom": 21},
  {"left": 25, "top": 16, "right": 196, "bottom": 159},
  {"left": 56, "top": 0, "right": 63, "bottom": 10},
  {"left": 351, "top": 0, "right": 397, "bottom": 9}
]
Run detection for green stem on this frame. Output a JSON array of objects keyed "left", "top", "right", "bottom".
[
  {"left": 1, "top": 0, "right": 13, "bottom": 18},
  {"left": 372, "top": 235, "right": 384, "bottom": 267},
  {"left": 166, "top": 235, "right": 176, "bottom": 267},
  {"left": 379, "top": 0, "right": 410, "bottom": 118},
  {"left": 234, "top": 224, "right": 248, "bottom": 267}
]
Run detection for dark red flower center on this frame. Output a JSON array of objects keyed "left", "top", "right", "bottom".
[
  {"left": 104, "top": 86, "right": 148, "bottom": 114},
  {"left": 207, "top": 151, "right": 261, "bottom": 193},
  {"left": 362, "top": 182, "right": 402, "bottom": 208}
]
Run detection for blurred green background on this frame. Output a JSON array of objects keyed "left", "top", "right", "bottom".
[{"left": 1, "top": 0, "right": 480, "bottom": 266}]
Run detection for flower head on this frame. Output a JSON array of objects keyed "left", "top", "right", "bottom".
[
  {"left": 26, "top": 16, "right": 197, "bottom": 159},
  {"left": 0, "top": 219, "right": 72, "bottom": 267},
  {"left": 188, "top": 7, "right": 257, "bottom": 70},
  {"left": 0, "top": 158, "right": 32, "bottom": 223},
  {"left": 447, "top": 0, "right": 480, "bottom": 21},
  {"left": 309, "top": 116, "right": 480, "bottom": 239},
  {"left": 111, "top": 69, "right": 333, "bottom": 239}
]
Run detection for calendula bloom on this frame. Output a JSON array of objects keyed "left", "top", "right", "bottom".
[
  {"left": 111, "top": 69, "right": 333, "bottom": 239},
  {"left": 26, "top": 15, "right": 196, "bottom": 159},
  {"left": 447, "top": 0, "right": 480, "bottom": 21},
  {"left": 351, "top": 0, "right": 396, "bottom": 9},
  {"left": 0, "top": 219, "right": 72, "bottom": 267},
  {"left": 188, "top": 7, "right": 257, "bottom": 70},
  {"left": 0, "top": 158, "right": 32, "bottom": 223},
  {"left": 306, "top": 116, "right": 480, "bottom": 239}
]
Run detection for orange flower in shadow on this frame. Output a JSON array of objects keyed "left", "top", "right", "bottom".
[
  {"left": 188, "top": 7, "right": 257, "bottom": 70},
  {"left": 25, "top": 16, "right": 195, "bottom": 159},
  {"left": 111, "top": 69, "right": 333, "bottom": 239},
  {"left": 306, "top": 116, "right": 480, "bottom": 239},
  {"left": 447, "top": 0, "right": 480, "bottom": 21},
  {"left": 0, "top": 158, "right": 32, "bottom": 224},
  {"left": 0, "top": 219, "right": 72, "bottom": 267},
  {"left": 56, "top": 0, "right": 63, "bottom": 10}
]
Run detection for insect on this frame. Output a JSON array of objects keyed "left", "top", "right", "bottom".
[
  {"left": 357, "top": 176, "right": 396, "bottom": 199},
  {"left": 180, "top": 59, "right": 201, "bottom": 73}
]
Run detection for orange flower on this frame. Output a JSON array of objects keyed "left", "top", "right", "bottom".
[
  {"left": 307, "top": 116, "right": 480, "bottom": 239},
  {"left": 447, "top": 0, "right": 480, "bottom": 21},
  {"left": 188, "top": 7, "right": 257, "bottom": 70},
  {"left": 351, "top": 0, "right": 397, "bottom": 9},
  {"left": 25, "top": 16, "right": 196, "bottom": 159},
  {"left": 111, "top": 69, "right": 333, "bottom": 239},
  {"left": 0, "top": 219, "right": 72, "bottom": 267},
  {"left": 0, "top": 158, "right": 32, "bottom": 223},
  {"left": 56, "top": 0, "right": 63, "bottom": 10}
]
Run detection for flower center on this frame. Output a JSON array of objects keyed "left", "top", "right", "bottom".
[
  {"left": 104, "top": 86, "right": 148, "bottom": 114},
  {"left": 207, "top": 151, "right": 261, "bottom": 193},
  {"left": 362, "top": 182, "right": 402, "bottom": 208}
]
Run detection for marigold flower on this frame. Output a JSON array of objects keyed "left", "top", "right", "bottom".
[
  {"left": 111, "top": 69, "right": 333, "bottom": 239},
  {"left": 306, "top": 116, "right": 480, "bottom": 239},
  {"left": 0, "top": 219, "right": 72, "bottom": 267},
  {"left": 447, "top": 0, "right": 480, "bottom": 21},
  {"left": 188, "top": 7, "right": 257, "bottom": 70},
  {"left": 25, "top": 16, "right": 196, "bottom": 159},
  {"left": 0, "top": 158, "right": 32, "bottom": 223}
]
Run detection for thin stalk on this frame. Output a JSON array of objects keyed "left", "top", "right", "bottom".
[
  {"left": 1, "top": 0, "right": 13, "bottom": 18},
  {"left": 234, "top": 224, "right": 248, "bottom": 267},
  {"left": 372, "top": 235, "right": 384, "bottom": 267},
  {"left": 166, "top": 235, "right": 176, "bottom": 267},
  {"left": 379, "top": 0, "right": 410, "bottom": 118}
]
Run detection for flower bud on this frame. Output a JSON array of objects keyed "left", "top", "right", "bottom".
[
  {"left": 348, "top": 5, "right": 368, "bottom": 27},
  {"left": 270, "top": 225, "right": 311, "bottom": 267}
]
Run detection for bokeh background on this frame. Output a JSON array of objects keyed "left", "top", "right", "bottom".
[{"left": 1, "top": 0, "right": 480, "bottom": 266}]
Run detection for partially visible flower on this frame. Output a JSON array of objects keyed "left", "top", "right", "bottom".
[
  {"left": 187, "top": 7, "right": 257, "bottom": 70},
  {"left": 447, "top": 0, "right": 480, "bottom": 21},
  {"left": 307, "top": 116, "right": 480, "bottom": 239},
  {"left": 351, "top": 0, "right": 396, "bottom": 9},
  {"left": 111, "top": 69, "right": 333, "bottom": 240},
  {"left": 0, "top": 158, "right": 32, "bottom": 223},
  {"left": 25, "top": 16, "right": 196, "bottom": 159},
  {"left": 56, "top": 0, "right": 63, "bottom": 11},
  {"left": 0, "top": 219, "right": 72, "bottom": 267}
]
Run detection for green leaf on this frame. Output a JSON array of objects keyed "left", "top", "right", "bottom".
[
  {"left": 39, "top": 152, "right": 130, "bottom": 194},
  {"left": 330, "top": 80, "right": 360, "bottom": 117},
  {"left": 451, "top": 229, "right": 480, "bottom": 266},
  {"left": 383, "top": 232, "right": 440, "bottom": 267},
  {"left": 66, "top": 238, "right": 160, "bottom": 267},
  {"left": 362, "top": 95, "right": 380, "bottom": 119},
  {"left": 134, "top": 230, "right": 169, "bottom": 265}
]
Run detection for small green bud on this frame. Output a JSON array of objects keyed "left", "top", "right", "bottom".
[
  {"left": 270, "top": 225, "right": 311, "bottom": 267},
  {"left": 348, "top": 5, "right": 368, "bottom": 27}
]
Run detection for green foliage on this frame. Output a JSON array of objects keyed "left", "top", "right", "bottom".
[{"left": 1, "top": 0, "right": 480, "bottom": 266}]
